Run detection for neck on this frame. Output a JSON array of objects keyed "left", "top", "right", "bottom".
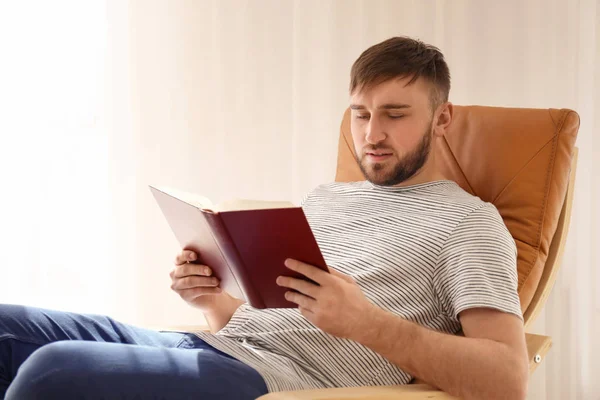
[{"left": 391, "top": 150, "right": 446, "bottom": 188}]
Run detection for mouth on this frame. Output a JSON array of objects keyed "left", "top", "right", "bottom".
[{"left": 365, "top": 151, "right": 392, "bottom": 161}]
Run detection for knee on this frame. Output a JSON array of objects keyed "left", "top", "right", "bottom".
[
  {"left": 6, "top": 341, "right": 89, "bottom": 399},
  {"left": 0, "top": 304, "right": 56, "bottom": 339},
  {"left": 0, "top": 304, "right": 28, "bottom": 332}
]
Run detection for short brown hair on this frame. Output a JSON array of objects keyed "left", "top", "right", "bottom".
[{"left": 350, "top": 36, "right": 451, "bottom": 110}]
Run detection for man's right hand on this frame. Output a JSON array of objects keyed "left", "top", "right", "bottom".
[{"left": 170, "top": 250, "right": 226, "bottom": 313}]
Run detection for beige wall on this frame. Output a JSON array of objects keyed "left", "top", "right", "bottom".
[{"left": 110, "top": 1, "right": 599, "bottom": 399}]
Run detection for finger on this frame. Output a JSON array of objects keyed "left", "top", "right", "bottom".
[
  {"left": 284, "top": 290, "right": 317, "bottom": 311},
  {"left": 284, "top": 259, "right": 331, "bottom": 285},
  {"left": 172, "top": 264, "right": 212, "bottom": 279},
  {"left": 175, "top": 250, "right": 197, "bottom": 266},
  {"left": 276, "top": 276, "right": 320, "bottom": 299},
  {"left": 327, "top": 266, "right": 355, "bottom": 283},
  {"left": 171, "top": 276, "right": 219, "bottom": 291},
  {"left": 178, "top": 286, "right": 222, "bottom": 301}
]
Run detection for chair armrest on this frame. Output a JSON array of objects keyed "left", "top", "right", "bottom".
[
  {"left": 525, "top": 332, "right": 552, "bottom": 374},
  {"left": 258, "top": 333, "right": 551, "bottom": 400},
  {"left": 257, "top": 384, "right": 457, "bottom": 400},
  {"left": 153, "top": 325, "right": 549, "bottom": 399}
]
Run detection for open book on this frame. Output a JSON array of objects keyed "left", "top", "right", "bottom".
[{"left": 149, "top": 185, "right": 328, "bottom": 309}]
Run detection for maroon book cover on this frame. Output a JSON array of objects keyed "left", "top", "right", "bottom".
[{"left": 150, "top": 186, "right": 328, "bottom": 308}]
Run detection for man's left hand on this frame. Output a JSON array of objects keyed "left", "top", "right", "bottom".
[{"left": 276, "top": 259, "right": 377, "bottom": 340}]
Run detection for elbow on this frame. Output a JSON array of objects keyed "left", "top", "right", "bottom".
[
  {"left": 474, "top": 355, "right": 528, "bottom": 400},
  {"left": 461, "top": 367, "right": 528, "bottom": 400},
  {"left": 474, "top": 373, "right": 527, "bottom": 400}
]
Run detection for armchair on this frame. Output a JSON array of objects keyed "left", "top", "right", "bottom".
[{"left": 168, "top": 106, "right": 580, "bottom": 400}]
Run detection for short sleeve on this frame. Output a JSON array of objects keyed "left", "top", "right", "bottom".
[{"left": 433, "top": 203, "right": 523, "bottom": 323}]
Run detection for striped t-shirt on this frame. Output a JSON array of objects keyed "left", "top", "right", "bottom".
[{"left": 194, "top": 180, "right": 523, "bottom": 392}]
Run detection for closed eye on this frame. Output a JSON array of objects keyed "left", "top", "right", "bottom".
[{"left": 355, "top": 114, "right": 404, "bottom": 120}]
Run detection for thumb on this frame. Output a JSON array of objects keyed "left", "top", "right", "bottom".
[{"left": 327, "top": 266, "right": 355, "bottom": 283}]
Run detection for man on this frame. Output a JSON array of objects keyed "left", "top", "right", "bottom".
[{"left": 0, "top": 36, "right": 528, "bottom": 400}]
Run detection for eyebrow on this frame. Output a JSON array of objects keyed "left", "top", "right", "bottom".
[{"left": 349, "top": 103, "right": 412, "bottom": 110}]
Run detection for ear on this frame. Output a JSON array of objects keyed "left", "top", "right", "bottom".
[{"left": 433, "top": 102, "right": 453, "bottom": 138}]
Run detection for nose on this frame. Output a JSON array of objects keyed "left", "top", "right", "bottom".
[{"left": 365, "top": 116, "right": 386, "bottom": 145}]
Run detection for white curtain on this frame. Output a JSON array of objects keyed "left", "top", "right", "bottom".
[{"left": 0, "top": 0, "right": 597, "bottom": 399}]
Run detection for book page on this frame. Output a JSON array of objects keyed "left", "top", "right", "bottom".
[
  {"left": 214, "top": 199, "right": 296, "bottom": 212},
  {"left": 151, "top": 186, "right": 295, "bottom": 212},
  {"left": 153, "top": 186, "right": 214, "bottom": 210}
]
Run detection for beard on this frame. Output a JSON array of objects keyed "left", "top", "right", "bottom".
[{"left": 357, "top": 125, "right": 433, "bottom": 186}]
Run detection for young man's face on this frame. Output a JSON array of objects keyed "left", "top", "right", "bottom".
[{"left": 350, "top": 76, "right": 436, "bottom": 186}]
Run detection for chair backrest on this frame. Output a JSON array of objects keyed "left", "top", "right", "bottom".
[{"left": 334, "top": 106, "right": 579, "bottom": 326}]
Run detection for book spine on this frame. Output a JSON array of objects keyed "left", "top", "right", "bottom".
[{"left": 203, "top": 211, "right": 265, "bottom": 309}]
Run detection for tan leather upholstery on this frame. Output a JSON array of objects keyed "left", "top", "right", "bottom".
[{"left": 335, "top": 106, "right": 579, "bottom": 312}]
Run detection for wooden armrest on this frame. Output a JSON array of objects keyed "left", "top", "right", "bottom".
[
  {"left": 525, "top": 332, "right": 552, "bottom": 374},
  {"left": 258, "top": 333, "right": 551, "bottom": 400},
  {"left": 153, "top": 325, "right": 549, "bottom": 399},
  {"left": 257, "top": 384, "right": 456, "bottom": 400}
]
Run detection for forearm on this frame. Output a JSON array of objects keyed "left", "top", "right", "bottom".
[
  {"left": 204, "top": 295, "right": 245, "bottom": 334},
  {"left": 354, "top": 307, "right": 528, "bottom": 400}
]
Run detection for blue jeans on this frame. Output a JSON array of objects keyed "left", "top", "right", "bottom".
[{"left": 0, "top": 304, "right": 268, "bottom": 399}]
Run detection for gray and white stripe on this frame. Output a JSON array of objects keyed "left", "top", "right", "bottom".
[{"left": 194, "top": 180, "right": 522, "bottom": 392}]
